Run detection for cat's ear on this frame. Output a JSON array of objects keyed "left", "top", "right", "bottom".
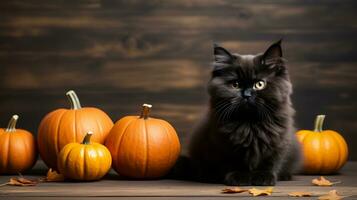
[
  {"left": 214, "top": 43, "right": 234, "bottom": 64},
  {"left": 262, "top": 40, "right": 283, "bottom": 65}
]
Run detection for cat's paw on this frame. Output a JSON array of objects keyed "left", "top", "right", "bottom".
[
  {"left": 251, "top": 171, "right": 277, "bottom": 186},
  {"left": 278, "top": 173, "right": 292, "bottom": 181},
  {"left": 223, "top": 171, "right": 251, "bottom": 186}
]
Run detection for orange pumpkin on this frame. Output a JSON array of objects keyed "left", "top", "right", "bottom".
[
  {"left": 296, "top": 115, "right": 348, "bottom": 174},
  {"left": 58, "top": 131, "right": 112, "bottom": 181},
  {"left": 0, "top": 115, "right": 37, "bottom": 174},
  {"left": 38, "top": 90, "right": 113, "bottom": 169},
  {"left": 105, "top": 104, "right": 181, "bottom": 178}
]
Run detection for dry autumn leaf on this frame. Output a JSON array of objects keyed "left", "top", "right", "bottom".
[
  {"left": 288, "top": 191, "right": 313, "bottom": 197},
  {"left": 9, "top": 177, "right": 38, "bottom": 186},
  {"left": 222, "top": 187, "right": 248, "bottom": 193},
  {"left": 46, "top": 168, "right": 65, "bottom": 182},
  {"left": 312, "top": 176, "right": 340, "bottom": 186},
  {"left": 318, "top": 190, "right": 342, "bottom": 200},
  {"left": 0, "top": 177, "right": 38, "bottom": 187},
  {"left": 248, "top": 187, "right": 273, "bottom": 196}
]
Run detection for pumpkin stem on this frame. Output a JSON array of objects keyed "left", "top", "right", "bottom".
[
  {"left": 66, "top": 90, "right": 82, "bottom": 110},
  {"left": 82, "top": 131, "right": 93, "bottom": 145},
  {"left": 140, "top": 104, "right": 152, "bottom": 119},
  {"left": 314, "top": 115, "right": 326, "bottom": 132},
  {"left": 5, "top": 115, "right": 19, "bottom": 132}
]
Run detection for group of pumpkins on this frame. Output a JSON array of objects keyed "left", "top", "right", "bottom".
[
  {"left": 0, "top": 90, "right": 181, "bottom": 181},
  {"left": 0, "top": 90, "right": 349, "bottom": 181}
]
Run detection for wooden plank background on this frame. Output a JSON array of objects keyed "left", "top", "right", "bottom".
[{"left": 0, "top": 0, "right": 356, "bottom": 159}]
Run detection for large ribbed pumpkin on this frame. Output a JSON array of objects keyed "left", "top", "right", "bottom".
[
  {"left": 105, "top": 104, "right": 181, "bottom": 178},
  {"left": 296, "top": 115, "right": 348, "bottom": 174},
  {"left": 38, "top": 90, "right": 113, "bottom": 169},
  {"left": 0, "top": 115, "right": 37, "bottom": 174},
  {"left": 58, "top": 131, "right": 112, "bottom": 181}
]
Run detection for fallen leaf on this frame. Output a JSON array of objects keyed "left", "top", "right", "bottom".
[
  {"left": 248, "top": 187, "right": 273, "bottom": 196},
  {"left": 288, "top": 191, "right": 313, "bottom": 197},
  {"left": 312, "top": 176, "right": 340, "bottom": 186},
  {"left": 222, "top": 187, "right": 248, "bottom": 193},
  {"left": 9, "top": 178, "right": 34, "bottom": 186},
  {"left": 318, "top": 190, "right": 342, "bottom": 200},
  {"left": 0, "top": 173, "right": 39, "bottom": 187},
  {"left": 46, "top": 168, "right": 65, "bottom": 182},
  {"left": 7, "top": 177, "right": 38, "bottom": 186}
]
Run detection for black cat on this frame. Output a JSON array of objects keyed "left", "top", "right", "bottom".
[{"left": 171, "top": 40, "right": 301, "bottom": 186}]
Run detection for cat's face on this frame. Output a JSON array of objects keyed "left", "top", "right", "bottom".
[{"left": 208, "top": 41, "right": 292, "bottom": 122}]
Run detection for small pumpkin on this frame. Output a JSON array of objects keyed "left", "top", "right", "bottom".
[
  {"left": 0, "top": 115, "right": 37, "bottom": 174},
  {"left": 38, "top": 90, "right": 113, "bottom": 169},
  {"left": 296, "top": 115, "right": 348, "bottom": 174},
  {"left": 105, "top": 104, "right": 181, "bottom": 178},
  {"left": 57, "top": 131, "right": 112, "bottom": 181}
]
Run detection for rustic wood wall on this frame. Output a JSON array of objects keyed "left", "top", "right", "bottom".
[{"left": 1, "top": 0, "right": 356, "bottom": 159}]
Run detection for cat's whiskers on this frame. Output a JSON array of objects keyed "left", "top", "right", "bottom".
[
  {"left": 256, "top": 102, "right": 270, "bottom": 119},
  {"left": 228, "top": 98, "right": 242, "bottom": 119},
  {"left": 218, "top": 104, "right": 233, "bottom": 122},
  {"left": 220, "top": 98, "right": 242, "bottom": 123},
  {"left": 255, "top": 100, "right": 274, "bottom": 123},
  {"left": 213, "top": 98, "right": 234, "bottom": 121},
  {"left": 261, "top": 101, "right": 276, "bottom": 113}
]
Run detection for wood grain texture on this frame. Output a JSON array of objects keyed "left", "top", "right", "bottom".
[
  {"left": 0, "top": 0, "right": 356, "bottom": 159},
  {"left": 0, "top": 160, "right": 356, "bottom": 199}
]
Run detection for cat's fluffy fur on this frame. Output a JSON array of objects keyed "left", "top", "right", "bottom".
[{"left": 171, "top": 40, "right": 301, "bottom": 186}]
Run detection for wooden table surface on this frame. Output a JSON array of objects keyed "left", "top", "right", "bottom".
[{"left": 0, "top": 160, "right": 356, "bottom": 200}]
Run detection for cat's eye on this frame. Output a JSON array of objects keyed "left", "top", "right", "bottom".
[
  {"left": 253, "top": 80, "right": 266, "bottom": 90},
  {"left": 231, "top": 81, "right": 239, "bottom": 89}
]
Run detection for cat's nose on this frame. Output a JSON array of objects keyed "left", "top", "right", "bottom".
[{"left": 242, "top": 88, "right": 253, "bottom": 98}]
